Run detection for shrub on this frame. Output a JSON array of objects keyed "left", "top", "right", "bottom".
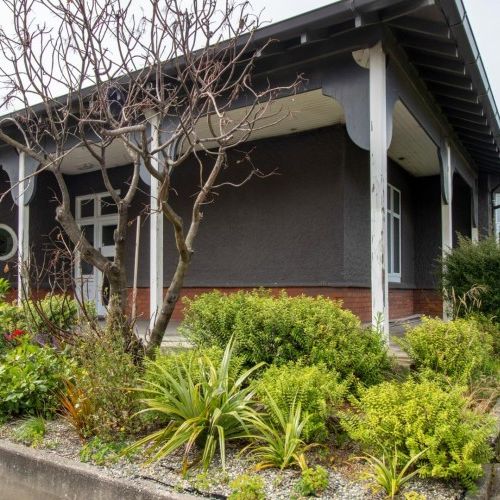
[
  {"left": 295, "top": 465, "right": 329, "bottom": 496},
  {"left": 23, "top": 295, "right": 81, "bottom": 334},
  {"left": 253, "top": 362, "right": 348, "bottom": 442},
  {"left": 340, "top": 379, "right": 494, "bottom": 487},
  {"left": 398, "top": 317, "right": 497, "bottom": 384},
  {"left": 181, "top": 290, "right": 390, "bottom": 386},
  {"left": 228, "top": 474, "right": 266, "bottom": 500},
  {"left": 0, "top": 301, "right": 27, "bottom": 334},
  {"left": 442, "top": 236, "right": 500, "bottom": 321},
  {"left": 68, "top": 325, "right": 141, "bottom": 439},
  {"left": 0, "top": 337, "right": 74, "bottom": 417},
  {"left": 128, "top": 338, "right": 262, "bottom": 471},
  {"left": 13, "top": 416, "right": 46, "bottom": 447},
  {"left": 0, "top": 278, "right": 11, "bottom": 301},
  {"left": 79, "top": 436, "right": 133, "bottom": 465}
]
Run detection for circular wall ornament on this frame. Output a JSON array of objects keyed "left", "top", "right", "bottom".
[{"left": 0, "top": 224, "right": 17, "bottom": 261}]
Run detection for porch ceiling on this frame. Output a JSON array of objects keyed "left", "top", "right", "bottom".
[{"left": 61, "top": 90, "right": 438, "bottom": 178}]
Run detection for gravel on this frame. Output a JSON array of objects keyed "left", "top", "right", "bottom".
[{"left": 0, "top": 418, "right": 465, "bottom": 499}]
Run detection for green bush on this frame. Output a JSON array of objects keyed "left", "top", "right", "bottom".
[
  {"left": 442, "top": 236, "right": 500, "bottom": 321},
  {"left": 23, "top": 295, "right": 81, "bottom": 334},
  {"left": 0, "top": 337, "right": 74, "bottom": 417},
  {"left": 398, "top": 317, "right": 497, "bottom": 384},
  {"left": 0, "top": 301, "right": 27, "bottom": 334},
  {"left": 68, "top": 326, "right": 140, "bottom": 439},
  {"left": 0, "top": 278, "right": 11, "bottom": 301},
  {"left": 340, "top": 379, "right": 494, "bottom": 487},
  {"left": 228, "top": 474, "right": 265, "bottom": 500},
  {"left": 253, "top": 362, "right": 348, "bottom": 442},
  {"left": 295, "top": 465, "right": 329, "bottom": 496},
  {"left": 13, "top": 416, "right": 46, "bottom": 447},
  {"left": 181, "top": 290, "right": 390, "bottom": 386}
]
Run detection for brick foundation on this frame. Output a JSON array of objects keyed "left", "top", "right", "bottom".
[{"left": 126, "top": 286, "right": 443, "bottom": 322}]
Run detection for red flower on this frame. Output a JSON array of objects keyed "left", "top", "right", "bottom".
[{"left": 4, "top": 329, "right": 26, "bottom": 342}]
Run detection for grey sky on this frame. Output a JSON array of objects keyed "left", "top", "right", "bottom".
[{"left": 0, "top": 0, "right": 498, "bottom": 110}]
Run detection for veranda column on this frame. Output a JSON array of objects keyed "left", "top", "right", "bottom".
[
  {"left": 369, "top": 42, "right": 389, "bottom": 341},
  {"left": 471, "top": 183, "right": 479, "bottom": 242},
  {"left": 17, "top": 151, "right": 30, "bottom": 303},
  {"left": 440, "top": 142, "right": 453, "bottom": 319},
  {"left": 148, "top": 113, "right": 164, "bottom": 328}
]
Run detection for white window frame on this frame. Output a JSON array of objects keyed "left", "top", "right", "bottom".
[
  {"left": 387, "top": 184, "right": 401, "bottom": 283},
  {"left": 0, "top": 223, "right": 18, "bottom": 261},
  {"left": 495, "top": 193, "right": 500, "bottom": 242}
]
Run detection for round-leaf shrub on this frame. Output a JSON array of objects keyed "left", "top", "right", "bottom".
[
  {"left": 180, "top": 290, "right": 390, "bottom": 386},
  {"left": 340, "top": 379, "right": 494, "bottom": 487},
  {"left": 253, "top": 362, "right": 348, "bottom": 442},
  {"left": 0, "top": 337, "right": 74, "bottom": 417},
  {"left": 442, "top": 236, "right": 500, "bottom": 321},
  {"left": 398, "top": 317, "right": 497, "bottom": 384}
]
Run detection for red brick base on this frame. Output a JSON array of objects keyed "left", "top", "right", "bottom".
[{"left": 126, "top": 286, "right": 443, "bottom": 322}]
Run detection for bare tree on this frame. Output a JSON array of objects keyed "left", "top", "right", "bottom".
[{"left": 0, "top": 0, "right": 300, "bottom": 354}]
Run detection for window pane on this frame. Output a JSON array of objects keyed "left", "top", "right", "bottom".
[
  {"left": 80, "top": 198, "right": 94, "bottom": 218},
  {"left": 0, "top": 227, "right": 14, "bottom": 259},
  {"left": 393, "top": 189, "right": 400, "bottom": 215},
  {"left": 387, "top": 215, "right": 392, "bottom": 274},
  {"left": 393, "top": 217, "right": 400, "bottom": 274},
  {"left": 81, "top": 224, "right": 94, "bottom": 246},
  {"left": 102, "top": 224, "right": 116, "bottom": 246},
  {"left": 100, "top": 196, "right": 118, "bottom": 215},
  {"left": 80, "top": 260, "right": 93, "bottom": 275}
]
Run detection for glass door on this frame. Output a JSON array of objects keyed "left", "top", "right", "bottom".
[{"left": 75, "top": 193, "right": 118, "bottom": 317}]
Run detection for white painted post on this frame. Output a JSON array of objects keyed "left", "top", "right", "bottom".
[
  {"left": 148, "top": 114, "right": 164, "bottom": 328},
  {"left": 369, "top": 42, "right": 389, "bottom": 341},
  {"left": 471, "top": 227, "right": 478, "bottom": 242},
  {"left": 441, "top": 142, "right": 453, "bottom": 319},
  {"left": 17, "top": 152, "right": 30, "bottom": 304},
  {"left": 471, "top": 185, "right": 479, "bottom": 242}
]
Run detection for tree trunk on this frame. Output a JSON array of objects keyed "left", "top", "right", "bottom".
[{"left": 146, "top": 255, "right": 191, "bottom": 357}]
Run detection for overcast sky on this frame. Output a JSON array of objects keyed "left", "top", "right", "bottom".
[{"left": 0, "top": 0, "right": 497, "bottom": 110}]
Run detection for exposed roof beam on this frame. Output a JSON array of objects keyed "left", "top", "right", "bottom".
[
  {"left": 399, "top": 35, "right": 458, "bottom": 58},
  {"left": 408, "top": 51, "right": 466, "bottom": 74},
  {"left": 427, "top": 82, "right": 478, "bottom": 103},
  {"left": 435, "top": 96, "right": 484, "bottom": 115},
  {"left": 389, "top": 16, "right": 451, "bottom": 39},
  {"left": 419, "top": 69, "right": 472, "bottom": 90},
  {"left": 461, "top": 139, "right": 499, "bottom": 153},
  {"left": 441, "top": 108, "right": 488, "bottom": 125},
  {"left": 455, "top": 128, "right": 494, "bottom": 144},
  {"left": 447, "top": 119, "right": 491, "bottom": 135}
]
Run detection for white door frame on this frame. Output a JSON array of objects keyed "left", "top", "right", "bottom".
[{"left": 75, "top": 192, "right": 119, "bottom": 316}]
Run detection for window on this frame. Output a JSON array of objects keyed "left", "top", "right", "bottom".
[
  {"left": 387, "top": 184, "right": 401, "bottom": 282},
  {"left": 0, "top": 224, "right": 17, "bottom": 261}
]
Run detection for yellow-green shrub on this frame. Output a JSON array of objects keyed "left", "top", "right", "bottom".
[
  {"left": 181, "top": 290, "right": 390, "bottom": 386},
  {"left": 340, "top": 379, "right": 494, "bottom": 488},
  {"left": 398, "top": 317, "right": 497, "bottom": 384},
  {"left": 253, "top": 362, "right": 348, "bottom": 442}
]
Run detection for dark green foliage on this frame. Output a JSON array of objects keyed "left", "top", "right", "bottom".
[
  {"left": 398, "top": 317, "right": 498, "bottom": 384},
  {"left": 23, "top": 295, "right": 82, "bottom": 333},
  {"left": 0, "top": 278, "right": 11, "bottom": 301},
  {"left": 228, "top": 474, "right": 266, "bottom": 500},
  {"left": 442, "top": 236, "right": 500, "bottom": 321},
  {"left": 253, "top": 362, "right": 348, "bottom": 442},
  {"left": 68, "top": 326, "right": 141, "bottom": 439},
  {"left": 340, "top": 379, "right": 494, "bottom": 488},
  {"left": 181, "top": 290, "right": 390, "bottom": 386},
  {"left": 0, "top": 337, "right": 74, "bottom": 417},
  {"left": 295, "top": 465, "right": 329, "bottom": 496}
]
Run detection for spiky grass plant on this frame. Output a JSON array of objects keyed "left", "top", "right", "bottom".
[
  {"left": 243, "top": 391, "right": 314, "bottom": 471},
  {"left": 127, "top": 337, "right": 263, "bottom": 472},
  {"left": 13, "top": 416, "right": 46, "bottom": 447},
  {"left": 361, "top": 447, "right": 427, "bottom": 499}
]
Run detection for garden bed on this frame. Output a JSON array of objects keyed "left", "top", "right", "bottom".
[{"left": 0, "top": 418, "right": 465, "bottom": 500}]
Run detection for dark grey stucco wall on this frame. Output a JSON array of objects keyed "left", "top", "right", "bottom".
[
  {"left": 0, "top": 169, "right": 18, "bottom": 285},
  {"left": 452, "top": 173, "right": 472, "bottom": 247},
  {"left": 165, "top": 126, "right": 346, "bottom": 287},
  {"left": 414, "top": 175, "right": 441, "bottom": 289}
]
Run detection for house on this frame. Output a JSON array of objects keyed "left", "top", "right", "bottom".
[{"left": 0, "top": 0, "right": 499, "bottom": 335}]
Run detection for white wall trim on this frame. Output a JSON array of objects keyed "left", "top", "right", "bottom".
[{"left": 17, "top": 152, "right": 30, "bottom": 303}]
